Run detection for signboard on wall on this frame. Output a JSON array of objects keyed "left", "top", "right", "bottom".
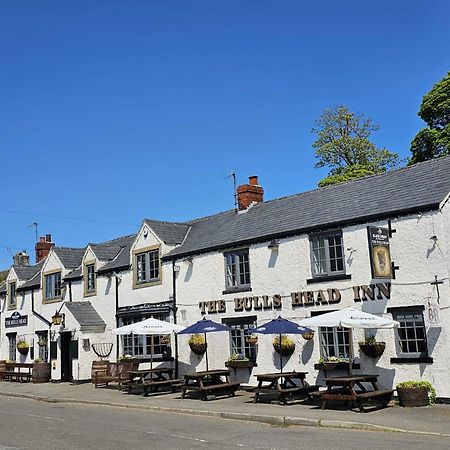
[
  {"left": 5, "top": 311, "right": 28, "bottom": 328},
  {"left": 367, "top": 226, "right": 393, "bottom": 279}
]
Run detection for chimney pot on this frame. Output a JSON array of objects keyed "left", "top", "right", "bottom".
[
  {"left": 39, "top": 236, "right": 45, "bottom": 242},
  {"left": 249, "top": 176, "right": 259, "bottom": 186},
  {"left": 36, "top": 233, "right": 55, "bottom": 263},
  {"left": 46, "top": 234, "right": 52, "bottom": 242}
]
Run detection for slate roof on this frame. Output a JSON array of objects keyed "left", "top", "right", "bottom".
[
  {"left": 13, "top": 261, "right": 43, "bottom": 281},
  {"left": 0, "top": 282, "right": 6, "bottom": 295},
  {"left": 164, "top": 156, "right": 450, "bottom": 259},
  {"left": 16, "top": 270, "right": 41, "bottom": 291},
  {"left": 54, "top": 248, "right": 85, "bottom": 270},
  {"left": 144, "top": 220, "right": 190, "bottom": 245},
  {"left": 64, "top": 267, "right": 82, "bottom": 281},
  {"left": 65, "top": 302, "right": 106, "bottom": 332},
  {"left": 90, "top": 234, "right": 136, "bottom": 261},
  {"left": 96, "top": 235, "right": 137, "bottom": 274}
]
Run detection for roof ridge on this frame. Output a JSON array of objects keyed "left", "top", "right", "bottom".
[
  {"left": 91, "top": 233, "right": 136, "bottom": 247},
  {"left": 144, "top": 218, "right": 189, "bottom": 226}
]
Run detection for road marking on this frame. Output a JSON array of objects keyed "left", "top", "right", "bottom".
[
  {"left": 0, "top": 410, "right": 65, "bottom": 422},
  {"left": 145, "top": 430, "right": 277, "bottom": 449}
]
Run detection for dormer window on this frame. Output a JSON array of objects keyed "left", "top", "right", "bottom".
[
  {"left": 84, "top": 263, "right": 96, "bottom": 296},
  {"left": 44, "top": 272, "right": 62, "bottom": 301},
  {"left": 133, "top": 246, "right": 161, "bottom": 288},
  {"left": 8, "top": 282, "right": 17, "bottom": 309}
]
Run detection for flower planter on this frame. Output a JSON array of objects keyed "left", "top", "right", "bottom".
[
  {"left": 189, "top": 341, "right": 207, "bottom": 355},
  {"left": 225, "top": 360, "right": 254, "bottom": 369},
  {"left": 32, "top": 362, "right": 51, "bottom": 383},
  {"left": 397, "top": 386, "right": 429, "bottom": 407},
  {"left": 17, "top": 346, "right": 29, "bottom": 356},
  {"left": 314, "top": 362, "right": 360, "bottom": 372},
  {"left": 273, "top": 343, "right": 295, "bottom": 356},
  {"left": 302, "top": 332, "right": 315, "bottom": 341},
  {"left": 359, "top": 342, "right": 386, "bottom": 358}
]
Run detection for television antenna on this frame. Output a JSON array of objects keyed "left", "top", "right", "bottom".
[
  {"left": 27, "top": 222, "right": 38, "bottom": 242},
  {"left": 225, "top": 172, "right": 237, "bottom": 211}
]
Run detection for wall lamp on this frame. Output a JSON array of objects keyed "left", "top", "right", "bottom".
[
  {"left": 51, "top": 311, "right": 65, "bottom": 327},
  {"left": 268, "top": 239, "right": 279, "bottom": 250}
]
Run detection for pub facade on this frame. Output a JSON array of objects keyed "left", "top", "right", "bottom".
[{"left": 1, "top": 157, "right": 449, "bottom": 397}]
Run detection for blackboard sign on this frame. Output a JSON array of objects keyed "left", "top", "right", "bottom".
[
  {"left": 367, "top": 226, "right": 393, "bottom": 279},
  {"left": 5, "top": 311, "right": 28, "bottom": 328}
]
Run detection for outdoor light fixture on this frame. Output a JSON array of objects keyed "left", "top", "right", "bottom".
[
  {"left": 173, "top": 265, "right": 181, "bottom": 272},
  {"left": 268, "top": 239, "right": 279, "bottom": 250},
  {"left": 183, "top": 256, "right": 193, "bottom": 265},
  {"left": 51, "top": 311, "right": 65, "bottom": 326}
]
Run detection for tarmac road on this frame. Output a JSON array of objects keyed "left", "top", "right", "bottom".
[{"left": 0, "top": 396, "right": 448, "bottom": 450}]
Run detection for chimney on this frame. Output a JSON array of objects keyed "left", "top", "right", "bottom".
[
  {"left": 237, "top": 176, "right": 264, "bottom": 211},
  {"left": 35, "top": 234, "right": 55, "bottom": 263},
  {"left": 13, "top": 251, "right": 30, "bottom": 267}
]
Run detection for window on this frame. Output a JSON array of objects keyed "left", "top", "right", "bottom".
[
  {"left": 135, "top": 249, "right": 160, "bottom": 285},
  {"left": 44, "top": 272, "right": 62, "bottom": 300},
  {"left": 223, "top": 317, "right": 257, "bottom": 362},
  {"left": 310, "top": 231, "right": 345, "bottom": 277},
  {"left": 85, "top": 264, "right": 96, "bottom": 294},
  {"left": 121, "top": 314, "right": 169, "bottom": 359},
  {"left": 225, "top": 249, "right": 251, "bottom": 290},
  {"left": 37, "top": 331, "right": 49, "bottom": 362},
  {"left": 319, "top": 326, "right": 351, "bottom": 359},
  {"left": 8, "top": 334, "right": 16, "bottom": 361},
  {"left": 8, "top": 282, "right": 16, "bottom": 309},
  {"left": 391, "top": 307, "right": 428, "bottom": 357}
]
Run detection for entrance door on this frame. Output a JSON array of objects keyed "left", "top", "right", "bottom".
[{"left": 60, "top": 332, "right": 72, "bottom": 382}]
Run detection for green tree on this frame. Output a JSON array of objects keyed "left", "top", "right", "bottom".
[
  {"left": 409, "top": 72, "right": 450, "bottom": 164},
  {"left": 312, "top": 105, "right": 399, "bottom": 187}
]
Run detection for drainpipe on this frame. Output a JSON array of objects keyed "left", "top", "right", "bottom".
[
  {"left": 172, "top": 260, "right": 179, "bottom": 378},
  {"left": 68, "top": 280, "right": 72, "bottom": 302},
  {"left": 115, "top": 274, "right": 120, "bottom": 361}
]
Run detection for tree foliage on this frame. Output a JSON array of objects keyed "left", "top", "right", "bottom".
[
  {"left": 409, "top": 72, "right": 450, "bottom": 164},
  {"left": 312, "top": 105, "right": 399, "bottom": 186}
]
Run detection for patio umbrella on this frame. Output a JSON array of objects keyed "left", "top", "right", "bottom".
[
  {"left": 298, "top": 308, "right": 399, "bottom": 373},
  {"left": 177, "top": 318, "right": 231, "bottom": 372},
  {"left": 253, "top": 316, "right": 313, "bottom": 373},
  {"left": 112, "top": 317, "right": 185, "bottom": 370}
]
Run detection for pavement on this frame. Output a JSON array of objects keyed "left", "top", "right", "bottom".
[{"left": 0, "top": 381, "right": 449, "bottom": 438}]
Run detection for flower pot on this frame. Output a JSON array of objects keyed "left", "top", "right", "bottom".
[
  {"left": 273, "top": 342, "right": 295, "bottom": 357},
  {"left": 359, "top": 342, "right": 386, "bottom": 358},
  {"left": 397, "top": 386, "right": 429, "bottom": 407},
  {"left": 225, "top": 360, "right": 253, "bottom": 369},
  {"left": 17, "top": 346, "right": 29, "bottom": 356},
  {"left": 189, "top": 341, "right": 207, "bottom": 355},
  {"left": 32, "top": 362, "right": 51, "bottom": 383}
]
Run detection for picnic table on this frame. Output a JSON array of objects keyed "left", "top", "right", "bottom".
[
  {"left": 181, "top": 369, "right": 240, "bottom": 401},
  {"left": 0, "top": 363, "right": 33, "bottom": 382},
  {"left": 127, "top": 367, "right": 182, "bottom": 396},
  {"left": 253, "top": 371, "right": 320, "bottom": 405},
  {"left": 319, "top": 374, "right": 394, "bottom": 412}
]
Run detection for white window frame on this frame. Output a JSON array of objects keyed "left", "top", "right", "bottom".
[
  {"left": 224, "top": 249, "right": 251, "bottom": 290},
  {"left": 319, "top": 326, "right": 352, "bottom": 360},
  {"left": 310, "top": 231, "right": 345, "bottom": 277},
  {"left": 223, "top": 316, "right": 257, "bottom": 362},
  {"left": 44, "top": 272, "right": 62, "bottom": 300},
  {"left": 135, "top": 249, "right": 160, "bottom": 284}
]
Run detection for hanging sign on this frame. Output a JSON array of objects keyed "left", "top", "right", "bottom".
[
  {"left": 425, "top": 301, "right": 441, "bottom": 327},
  {"left": 5, "top": 311, "right": 28, "bottom": 328},
  {"left": 367, "top": 226, "right": 393, "bottom": 279}
]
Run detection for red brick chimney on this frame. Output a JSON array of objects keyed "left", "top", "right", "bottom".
[
  {"left": 237, "top": 176, "right": 264, "bottom": 211},
  {"left": 35, "top": 234, "right": 54, "bottom": 263}
]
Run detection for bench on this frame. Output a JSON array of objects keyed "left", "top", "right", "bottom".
[
  {"left": 356, "top": 389, "right": 394, "bottom": 412},
  {"left": 182, "top": 381, "right": 241, "bottom": 401},
  {"left": 0, "top": 363, "right": 33, "bottom": 382},
  {"left": 128, "top": 378, "right": 184, "bottom": 396},
  {"left": 254, "top": 384, "right": 320, "bottom": 405},
  {"left": 92, "top": 361, "right": 138, "bottom": 388}
]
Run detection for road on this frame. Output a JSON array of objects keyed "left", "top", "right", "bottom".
[{"left": 0, "top": 396, "right": 448, "bottom": 450}]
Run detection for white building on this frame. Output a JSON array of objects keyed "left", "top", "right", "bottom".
[{"left": 1, "top": 157, "right": 450, "bottom": 397}]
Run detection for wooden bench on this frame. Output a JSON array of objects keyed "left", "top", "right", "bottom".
[
  {"left": 0, "top": 363, "right": 33, "bottom": 382},
  {"left": 356, "top": 389, "right": 394, "bottom": 412},
  {"left": 128, "top": 378, "right": 184, "bottom": 397},
  {"left": 182, "top": 381, "right": 241, "bottom": 401},
  {"left": 254, "top": 384, "right": 320, "bottom": 404},
  {"left": 92, "top": 361, "right": 138, "bottom": 388}
]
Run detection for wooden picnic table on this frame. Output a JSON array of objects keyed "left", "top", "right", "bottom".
[
  {"left": 181, "top": 369, "right": 240, "bottom": 401},
  {"left": 0, "top": 363, "right": 33, "bottom": 383},
  {"left": 253, "top": 371, "right": 319, "bottom": 405},
  {"left": 320, "top": 374, "right": 394, "bottom": 412},
  {"left": 127, "top": 367, "right": 182, "bottom": 396}
]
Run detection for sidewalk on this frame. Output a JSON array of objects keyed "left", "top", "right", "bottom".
[{"left": 0, "top": 381, "right": 449, "bottom": 437}]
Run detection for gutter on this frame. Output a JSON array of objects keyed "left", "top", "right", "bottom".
[{"left": 172, "top": 261, "right": 179, "bottom": 378}]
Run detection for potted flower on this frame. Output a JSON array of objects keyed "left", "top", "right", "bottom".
[
  {"left": 16, "top": 338, "right": 29, "bottom": 356},
  {"left": 38, "top": 337, "right": 48, "bottom": 347},
  {"left": 246, "top": 334, "right": 258, "bottom": 346},
  {"left": 272, "top": 335, "right": 295, "bottom": 356},
  {"left": 358, "top": 336, "right": 386, "bottom": 358},
  {"left": 397, "top": 381, "right": 436, "bottom": 407},
  {"left": 302, "top": 331, "right": 315, "bottom": 341},
  {"left": 32, "top": 358, "right": 51, "bottom": 383},
  {"left": 160, "top": 335, "right": 171, "bottom": 345},
  {"left": 314, "top": 356, "right": 360, "bottom": 372},
  {"left": 188, "top": 334, "right": 207, "bottom": 355}
]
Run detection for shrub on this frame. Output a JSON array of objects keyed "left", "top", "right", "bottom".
[{"left": 397, "top": 380, "right": 436, "bottom": 404}]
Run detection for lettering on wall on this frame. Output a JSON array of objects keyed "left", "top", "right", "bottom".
[{"left": 199, "top": 283, "right": 391, "bottom": 314}]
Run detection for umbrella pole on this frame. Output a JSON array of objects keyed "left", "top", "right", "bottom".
[
  {"left": 151, "top": 335, "right": 154, "bottom": 371},
  {"left": 279, "top": 333, "right": 283, "bottom": 374},
  {"left": 204, "top": 332, "right": 209, "bottom": 372},
  {"left": 348, "top": 329, "right": 353, "bottom": 375}
]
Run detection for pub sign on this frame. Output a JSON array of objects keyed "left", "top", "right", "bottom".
[
  {"left": 5, "top": 311, "right": 28, "bottom": 328},
  {"left": 367, "top": 226, "right": 392, "bottom": 279}
]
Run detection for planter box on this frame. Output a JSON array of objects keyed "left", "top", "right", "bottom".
[
  {"left": 225, "top": 360, "right": 254, "bottom": 369},
  {"left": 397, "top": 386, "right": 429, "bottom": 407},
  {"left": 359, "top": 342, "right": 386, "bottom": 358},
  {"left": 314, "top": 362, "right": 360, "bottom": 372}
]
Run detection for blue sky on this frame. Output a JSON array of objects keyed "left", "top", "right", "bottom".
[{"left": 1, "top": 1, "right": 449, "bottom": 268}]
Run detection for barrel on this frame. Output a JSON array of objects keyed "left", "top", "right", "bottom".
[
  {"left": 91, "top": 360, "right": 109, "bottom": 382},
  {"left": 32, "top": 362, "right": 51, "bottom": 383},
  {"left": 397, "top": 387, "right": 429, "bottom": 407}
]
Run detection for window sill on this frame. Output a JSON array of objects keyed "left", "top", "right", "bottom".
[
  {"left": 306, "top": 274, "right": 351, "bottom": 284},
  {"left": 84, "top": 291, "right": 96, "bottom": 298},
  {"left": 133, "top": 356, "right": 174, "bottom": 363},
  {"left": 390, "top": 357, "right": 433, "bottom": 364},
  {"left": 222, "top": 286, "right": 252, "bottom": 295},
  {"left": 133, "top": 279, "right": 162, "bottom": 290},
  {"left": 42, "top": 297, "right": 62, "bottom": 304}
]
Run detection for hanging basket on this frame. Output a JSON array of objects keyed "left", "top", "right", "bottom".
[
  {"left": 189, "top": 341, "right": 207, "bottom": 355},
  {"left": 17, "top": 343, "right": 29, "bottom": 356},
  {"left": 359, "top": 342, "right": 386, "bottom": 358},
  {"left": 302, "top": 331, "right": 315, "bottom": 341},
  {"left": 273, "top": 335, "right": 295, "bottom": 356}
]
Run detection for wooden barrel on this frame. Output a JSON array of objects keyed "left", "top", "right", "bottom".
[
  {"left": 397, "top": 387, "right": 429, "bottom": 407},
  {"left": 32, "top": 362, "right": 51, "bottom": 383},
  {"left": 91, "top": 360, "right": 109, "bottom": 382}
]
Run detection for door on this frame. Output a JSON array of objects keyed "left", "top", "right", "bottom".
[{"left": 60, "top": 332, "right": 72, "bottom": 382}]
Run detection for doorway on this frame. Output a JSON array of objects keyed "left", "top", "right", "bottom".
[{"left": 60, "top": 332, "right": 72, "bottom": 382}]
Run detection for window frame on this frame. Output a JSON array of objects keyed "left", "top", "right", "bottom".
[
  {"left": 319, "top": 326, "right": 352, "bottom": 360},
  {"left": 36, "top": 331, "right": 49, "bottom": 362},
  {"left": 7, "top": 333, "right": 17, "bottom": 362},
  {"left": 309, "top": 230, "right": 346, "bottom": 278},
  {"left": 8, "top": 281, "right": 17, "bottom": 309},
  {"left": 224, "top": 248, "right": 251, "bottom": 292},
  {"left": 84, "top": 262, "right": 96, "bottom": 297},
  {"left": 389, "top": 306, "right": 428, "bottom": 359},
  {"left": 132, "top": 245, "right": 162, "bottom": 289},
  {"left": 222, "top": 316, "right": 257, "bottom": 362},
  {"left": 43, "top": 271, "right": 62, "bottom": 303}
]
